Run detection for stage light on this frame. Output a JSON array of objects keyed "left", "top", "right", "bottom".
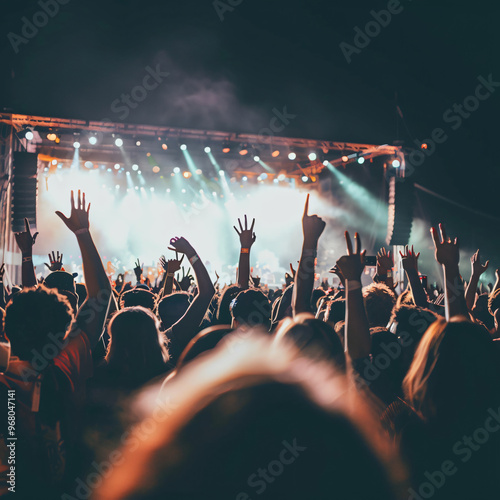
[
  {"left": 135, "top": 186, "right": 139, "bottom": 190},
  {"left": 47, "top": 133, "right": 57, "bottom": 141},
  {"left": 153, "top": 166, "right": 160, "bottom": 173},
  {"left": 421, "top": 143, "right": 428, "bottom": 150},
  {"left": 273, "top": 178, "right": 279, "bottom": 184},
  {"left": 44, "top": 167, "right": 49, "bottom": 172},
  {"left": 195, "top": 169, "right": 202, "bottom": 175},
  {"left": 138, "top": 170, "right": 142, "bottom": 174},
  {"left": 114, "top": 163, "right": 120, "bottom": 170},
  {"left": 181, "top": 189, "right": 186, "bottom": 193},
  {"left": 204, "top": 146, "right": 211, "bottom": 153},
  {"left": 180, "top": 144, "right": 187, "bottom": 150},
  {"left": 392, "top": 159, "right": 401, "bottom": 168},
  {"left": 115, "top": 184, "right": 120, "bottom": 189},
  {"left": 51, "top": 159, "right": 57, "bottom": 166},
  {"left": 310, "top": 175, "right": 317, "bottom": 182},
  {"left": 271, "top": 149, "right": 280, "bottom": 157},
  {"left": 288, "top": 152, "right": 296, "bottom": 160},
  {"left": 107, "top": 168, "right": 112, "bottom": 172},
  {"left": 126, "top": 171, "right": 131, "bottom": 176},
  {"left": 166, "top": 188, "right": 171, "bottom": 193},
  {"left": 73, "top": 141, "right": 81, "bottom": 149},
  {"left": 115, "top": 138, "right": 123, "bottom": 147},
  {"left": 357, "top": 156, "right": 365, "bottom": 164},
  {"left": 132, "top": 164, "right": 139, "bottom": 171},
  {"left": 173, "top": 167, "right": 180, "bottom": 173},
  {"left": 146, "top": 152, "right": 151, "bottom": 157},
  {"left": 278, "top": 173, "right": 286, "bottom": 181},
  {"left": 162, "top": 143, "right": 168, "bottom": 150},
  {"left": 89, "top": 135, "right": 97, "bottom": 145},
  {"left": 222, "top": 142, "right": 231, "bottom": 153},
  {"left": 183, "top": 171, "right": 191, "bottom": 178},
  {"left": 308, "top": 152, "right": 317, "bottom": 161},
  {"left": 323, "top": 160, "right": 329, "bottom": 166},
  {"left": 257, "top": 173, "right": 268, "bottom": 181},
  {"left": 219, "top": 170, "right": 225, "bottom": 177},
  {"left": 242, "top": 176, "right": 248, "bottom": 181},
  {"left": 239, "top": 145, "right": 248, "bottom": 156},
  {"left": 136, "top": 139, "right": 141, "bottom": 146},
  {"left": 212, "top": 191, "right": 217, "bottom": 196},
  {"left": 150, "top": 187, "right": 155, "bottom": 192},
  {"left": 253, "top": 155, "right": 260, "bottom": 162},
  {"left": 342, "top": 155, "right": 349, "bottom": 162},
  {"left": 302, "top": 175, "right": 309, "bottom": 182}
]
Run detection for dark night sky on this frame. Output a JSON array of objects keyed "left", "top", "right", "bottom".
[{"left": 1, "top": 0, "right": 499, "bottom": 260}]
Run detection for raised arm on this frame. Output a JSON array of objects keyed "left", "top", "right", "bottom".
[
  {"left": 44, "top": 251, "right": 64, "bottom": 272},
  {"left": 430, "top": 223, "right": 468, "bottom": 321},
  {"left": 167, "top": 236, "right": 215, "bottom": 357},
  {"left": 293, "top": 194, "right": 326, "bottom": 315},
  {"left": 56, "top": 190, "right": 112, "bottom": 346},
  {"left": 159, "top": 254, "right": 184, "bottom": 297},
  {"left": 465, "top": 250, "right": 489, "bottom": 311},
  {"left": 374, "top": 247, "right": 394, "bottom": 289},
  {"left": 234, "top": 215, "right": 256, "bottom": 290},
  {"left": 14, "top": 218, "right": 38, "bottom": 288},
  {"left": 400, "top": 245, "right": 428, "bottom": 307},
  {"left": 336, "top": 231, "right": 370, "bottom": 360},
  {"left": 133, "top": 258, "right": 143, "bottom": 285}
]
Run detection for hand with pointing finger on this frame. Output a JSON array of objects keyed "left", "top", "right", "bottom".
[{"left": 302, "top": 194, "right": 326, "bottom": 247}]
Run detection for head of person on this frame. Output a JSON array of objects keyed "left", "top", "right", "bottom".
[
  {"left": 120, "top": 288, "right": 156, "bottom": 311},
  {"left": 275, "top": 313, "right": 345, "bottom": 372},
  {"left": 230, "top": 288, "right": 271, "bottom": 330},
  {"left": 326, "top": 298, "right": 346, "bottom": 326},
  {"left": 43, "top": 271, "right": 79, "bottom": 314},
  {"left": 403, "top": 317, "right": 500, "bottom": 427},
  {"left": 311, "top": 288, "right": 326, "bottom": 314},
  {"left": 270, "top": 283, "right": 294, "bottom": 330},
  {"left": 105, "top": 306, "right": 168, "bottom": 387},
  {"left": 472, "top": 293, "right": 494, "bottom": 330},
  {"left": 216, "top": 285, "right": 242, "bottom": 325},
  {"left": 156, "top": 292, "right": 190, "bottom": 330},
  {"left": 3, "top": 285, "right": 73, "bottom": 363},
  {"left": 388, "top": 304, "right": 439, "bottom": 372},
  {"left": 363, "top": 283, "right": 396, "bottom": 328},
  {"left": 95, "top": 335, "right": 399, "bottom": 500}
]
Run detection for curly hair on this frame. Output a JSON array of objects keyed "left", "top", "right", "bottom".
[
  {"left": 363, "top": 283, "right": 397, "bottom": 328},
  {"left": 3, "top": 285, "right": 73, "bottom": 362}
]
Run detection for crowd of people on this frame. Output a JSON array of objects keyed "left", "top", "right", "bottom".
[{"left": 0, "top": 189, "right": 499, "bottom": 499}]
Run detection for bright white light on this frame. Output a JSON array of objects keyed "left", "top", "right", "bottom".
[
  {"left": 114, "top": 163, "right": 120, "bottom": 170},
  {"left": 73, "top": 141, "right": 81, "bottom": 149},
  {"left": 180, "top": 144, "right": 187, "bottom": 150},
  {"left": 302, "top": 175, "right": 309, "bottom": 182},
  {"left": 166, "top": 188, "right": 171, "bottom": 193},
  {"left": 219, "top": 170, "right": 225, "bottom": 177},
  {"left": 132, "top": 164, "right": 139, "bottom": 171},
  {"left": 107, "top": 168, "right": 112, "bottom": 172},
  {"left": 288, "top": 152, "right": 296, "bottom": 160},
  {"left": 115, "top": 184, "right": 120, "bottom": 189},
  {"left": 89, "top": 136, "right": 97, "bottom": 145},
  {"left": 195, "top": 169, "right": 202, "bottom": 175},
  {"left": 273, "top": 178, "right": 279, "bottom": 183},
  {"left": 115, "top": 138, "right": 123, "bottom": 147},
  {"left": 135, "top": 186, "right": 139, "bottom": 190},
  {"left": 150, "top": 187, "right": 155, "bottom": 192},
  {"left": 25, "top": 131, "right": 34, "bottom": 141},
  {"left": 259, "top": 173, "right": 268, "bottom": 180},
  {"left": 51, "top": 159, "right": 57, "bottom": 166},
  {"left": 323, "top": 160, "right": 329, "bottom": 166},
  {"left": 212, "top": 191, "right": 217, "bottom": 196},
  {"left": 136, "top": 140, "right": 141, "bottom": 147},
  {"left": 242, "top": 176, "right": 248, "bottom": 181},
  {"left": 392, "top": 159, "right": 401, "bottom": 168},
  {"left": 181, "top": 189, "right": 186, "bottom": 193},
  {"left": 278, "top": 174, "right": 286, "bottom": 181},
  {"left": 137, "top": 170, "right": 142, "bottom": 175},
  {"left": 308, "top": 153, "right": 317, "bottom": 161},
  {"left": 357, "top": 157, "right": 365, "bottom": 164},
  {"left": 126, "top": 171, "right": 130, "bottom": 176},
  {"left": 84, "top": 161, "right": 93, "bottom": 169},
  {"left": 253, "top": 155, "right": 260, "bottom": 162},
  {"left": 173, "top": 167, "right": 181, "bottom": 173},
  {"left": 204, "top": 146, "right": 211, "bottom": 153}
]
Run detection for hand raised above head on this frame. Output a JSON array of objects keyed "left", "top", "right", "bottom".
[
  {"left": 55, "top": 190, "right": 90, "bottom": 233},
  {"left": 430, "top": 223, "right": 459, "bottom": 267},
  {"left": 470, "top": 249, "right": 489, "bottom": 276},
  {"left": 14, "top": 217, "right": 39, "bottom": 254},
  {"left": 399, "top": 245, "right": 420, "bottom": 273},
  {"left": 45, "top": 251, "right": 63, "bottom": 272},
  {"left": 168, "top": 236, "right": 195, "bottom": 257},
  {"left": 376, "top": 247, "right": 393, "bottom": 271},
  {"left": 233, "top": 215, "right": 256, "bottom": 249},
  {"left": 302, "top": 194, "right": 325, "bottom": 245},
  {"left": 335, "top": 231, "right": 366, "bottom": 281}
]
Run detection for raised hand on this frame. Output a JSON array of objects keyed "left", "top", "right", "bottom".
[
  {"left": 302, "top": 194, "right": 326, "bottom": 246},
  {"left": 336, "top": 231, "right": 366, "bottom": 281},
  {"left": 160, "top": 253, "right": 184, "bottom": 274},
  {"left": 133, "top": 258, "right": 143, "bottom": 281},
  {"left": 400, "top": 244, "right": 420, "bottom": 273},
  {"left": 376, "top": 247, "right": 393, "bottom": 272},
  {"left": 431, "top": 223, "right": 459, "bottom": 268},
  {"left": 14, "top": 217, "right": 39, "bottom": 254},
  {"left": 178, "top": 266, "right": 194, "bottom": 291},
  {"left": 233, "top": 215, "right": 256, "bottom": 249},
  {"left": 251, "top": 275, "right": 261, "bottom": 287},
  {"left": 45, "top": 251, "right": 63, "bottom": 272},
  {"left": 470, "top": 250, "right": 489, "bottom": 277},
  {"left": 329, "top": 264, "right": 346, "bottom": 286},
  {"left": 55, "top": 190, "right": 90, "bottom": 233},
  {"left": 289, "top": 262, "right": 297, "bottom": 279},
  {"left": 168, "top": 237, "right": 196, "bottom": 258}
]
